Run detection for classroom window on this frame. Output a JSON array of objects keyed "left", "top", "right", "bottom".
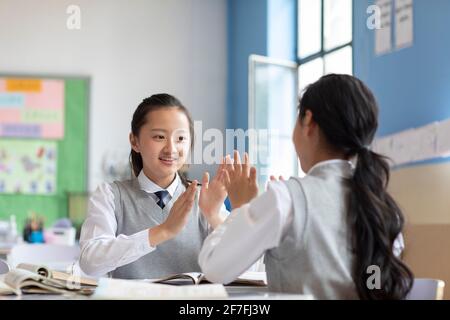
[
  {"left": 298, "top": 0, "right": 353, "bottom": 93},
  {"left": 249, "top": 1, "right": 353, "bottom": 180},
  {"left": 249, "top": 56, "right": 299, "bottom": 188}
]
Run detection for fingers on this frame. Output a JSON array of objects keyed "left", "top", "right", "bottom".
[
  {"left": 216, "top": 169, "right": 226, "bottom": 186},
  {"left": 249, "top": 167, "right": 257, "bottom": 184},
  {"left": 225, "top": 155, "right": 235, "bottom": 179},
  {"left": 176, "top": 179, "right": 197, "bottom": 208},
  {"left": 202, "top": 172, "right": 209, "bottom": 189},
  {"left": 270, "top": 175, "right": 285, "bottom": 182},
  {"left": 233, "top": 150, "right": 242, "bottom": 176},
  {"left": 185, "top": 180, "right": 197, "bottom": 206},
  {"left": 223, "top": 169, "right": 231, "bottom": 189},
  {"left": 243, "top": 152, "right": 250, "bottom": 177}
]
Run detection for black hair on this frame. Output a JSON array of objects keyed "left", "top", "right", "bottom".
[
  {"left": 129, "top": 93, "right": 194, "bottom": 187},
  {"left": 299, "top": 74, "right": 413, "bottom": 300}
]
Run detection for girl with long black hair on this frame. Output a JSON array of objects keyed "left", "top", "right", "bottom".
[{"left": 199, "top": 74, "right": 413, "bottom": 299}]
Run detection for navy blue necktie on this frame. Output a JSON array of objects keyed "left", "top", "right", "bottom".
[{"left": 154, "top": 190, "right": 169, "bottom": 209}]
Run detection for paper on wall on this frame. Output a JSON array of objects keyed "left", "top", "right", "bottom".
[
  {"left": 410, "top": 122, "right": 437, "bottom": 162},
  {"left": 436, "top": 119, "right": 450, "bottom": 157},
  {"left": 375, "top": 0, "right": 392, "bottom": 55},
  {"left": 395, "top": 0, "right": 414, "bottom": 49}
]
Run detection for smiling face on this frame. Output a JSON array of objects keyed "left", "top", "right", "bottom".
[{"left": 129, "top": 107, "right": 191, "bottom": 188}]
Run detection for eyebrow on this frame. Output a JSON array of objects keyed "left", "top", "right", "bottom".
[
  {"left": 150, "top": 129, "right": 189, "bottom": 133},
  {"left": 150, "top": 129, "right": 168, "bottom": 132}
]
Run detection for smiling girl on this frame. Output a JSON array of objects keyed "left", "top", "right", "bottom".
[{"left": 79, "top": 94, "right": 228, "bottom": 279}]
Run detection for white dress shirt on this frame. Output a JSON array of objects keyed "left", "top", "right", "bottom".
[
  {"left": 199, "top": 159, "right": 405, "bottom": 283},
  {"left": 79, "top": 172, "right": 180, "bottom": 277}
]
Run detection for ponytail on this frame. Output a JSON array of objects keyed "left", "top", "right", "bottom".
[
  {"left": 349, "top": 148, "right": 413, "bottom": 299},
  {"left": 129, "top": 150, "right": 143, "bottom": 178}
]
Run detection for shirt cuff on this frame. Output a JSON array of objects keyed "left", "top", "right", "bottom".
[{"left": 132, "top": 229, "right": 156, "bottom": 254}]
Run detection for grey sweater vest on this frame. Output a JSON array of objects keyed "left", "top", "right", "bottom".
[
  {"left": 264, "top": 163, "right": 358, "bottom": 299},
  {"left": 110, "top": 179, "right": 210, "bottom": 279}
]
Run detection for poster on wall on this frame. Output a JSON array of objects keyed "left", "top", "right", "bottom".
[
  {"left": 0, "top": 78, "right": 65, "bottom": 139},
  {"left": 395, "top": 0, "right": 414, "bottom": 49},
  {"left": 0, "top": 139, "right": 57, "bottom": 195},
  {"left": 375, "top": 0, "right": 392, "bottom": 55}
]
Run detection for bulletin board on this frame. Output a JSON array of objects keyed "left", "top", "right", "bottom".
[{"left": 0, "top": 75, "right": 89, "bottom": 232}]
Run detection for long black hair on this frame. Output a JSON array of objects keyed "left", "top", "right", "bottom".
[
  {"left": 129, "top": 93, "right": 194, "bottom": 187},
  {"left": 299, "top": 74, "right": 413, "bottom": 300}
]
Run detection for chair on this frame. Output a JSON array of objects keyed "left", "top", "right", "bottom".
[
  {"left": 406, "top": 278, "right": 445, "bottom": 300},
  {"left": 7, "top": 244, "right": 80, "bottom": 272},
  {"left": 0, "top": 259, "right": 10, "bottom": 274}
]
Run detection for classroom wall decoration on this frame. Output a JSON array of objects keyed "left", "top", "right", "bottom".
[
  {"left": 0, "top": 75, "right": 88, "bottom": 232},
  {"left": 373, "top": 118, "right": 450, "bottom": 167},
  {"left": 0, "top": 139, "right": 57, "bottom": 195},
  {"left": 0, "top": 78, "right": 65, "bottom": 139}
]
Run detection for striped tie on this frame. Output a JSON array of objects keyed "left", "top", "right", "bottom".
[{"left": 154, "top": 190, "right": 169, "bottom": 209}]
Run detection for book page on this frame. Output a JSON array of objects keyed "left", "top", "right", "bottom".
[
  {"left": 233, "top": 271, "right": 267, "bottom": 286},
  {"left": 93, "top": 278, "right": 228, "bottom": 300},
  {"left": 4, "top": 269, "right": 42, "bottom": 290},
  {"left": 51, "top": 270, "right": 98, "bottom": 287},
  {"left": 17, "top": 263, "right": 97, "bottom": 287},
  {"left": 17, "top": 263, "right": 50, "bottom": 277},
  {"left": 0, "top": 274, "right": 16, "bottom": 295},
  {"left": 3, "top": 268, "right": 95, "bottom": 296},
  {"left": 151, "top": 272, "right": 203, "bottom": 285},
  {"left": 19, "top": 280, "right": 73, "bottom": 295}
]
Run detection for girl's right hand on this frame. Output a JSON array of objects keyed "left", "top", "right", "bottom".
[
  {"left": 149, "top": 180, "right": 197, "bottom": 246},
  {"left": 163, "top": 180, "right": 198, "bottom": 237}
]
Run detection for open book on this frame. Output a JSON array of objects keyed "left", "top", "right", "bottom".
[
  {"left": 0, "top": 263, "right": 97, "bottom": 296},
  {"left": 151, "top": 271, "right": 267, "bottom": 286}
]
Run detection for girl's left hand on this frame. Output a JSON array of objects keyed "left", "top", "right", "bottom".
[
  {"left": 223, "top": 151, "right": 259, "bottom": 209},
  {"left": 199, "top": 159, "right": 228, "bottom": 229}
]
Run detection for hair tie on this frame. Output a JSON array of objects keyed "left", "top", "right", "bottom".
[{"left": 358, "top": 145, "right": 371, "bottom": 153}]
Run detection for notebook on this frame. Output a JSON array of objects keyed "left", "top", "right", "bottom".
[{"left": 150, "top": 271, "right": 267, "bottom": 286}]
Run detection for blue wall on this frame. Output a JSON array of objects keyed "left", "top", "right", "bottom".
[
  {"left": 227, "top": 0, "right": 268, "bottom": 132},
  {"left": 227, "top": 0, "right": 296, "bottom": 132},
  {"left": 354, "top": 0, "right": 450, "bottom": 137},
  {"left": 227, "top": 0, "right": 450, "bottom": 142},
  {"left": 267, "top": 0, "right": 297, "bottom": 61}
]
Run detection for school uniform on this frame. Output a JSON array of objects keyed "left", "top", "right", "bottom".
[
  {"left": 199, "top": 159, "right": 404, "bottom": 299},
  {"left": 79, "top": 171, "right": 228, "bottom": 279}
]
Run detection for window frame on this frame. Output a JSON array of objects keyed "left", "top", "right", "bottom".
[{"left": 297, "top": 0, "right": 353, "bottom": 74}]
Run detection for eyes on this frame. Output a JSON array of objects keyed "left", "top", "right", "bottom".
[{"left": 152, "top": 134, "right": 188, "bottom": 143}]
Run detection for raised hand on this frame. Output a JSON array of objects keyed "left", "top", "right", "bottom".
[
  {"left": 199, "top": 159, "right": 228, "bottom": 229},
  {"left": 223, "top": 151, "right": 258, "bottom": 209},
  {"left": 149, "top": 180, "right": 198, "bottom": 246}
]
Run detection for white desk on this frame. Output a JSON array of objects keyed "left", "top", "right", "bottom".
[{"left": 0, "top": 286, "right": 313, "bottom": 300}]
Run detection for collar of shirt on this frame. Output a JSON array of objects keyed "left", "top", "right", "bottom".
[
  {"left": 137, "top": 170, "right": 180, "bottom": 198},
  {"left": 306, "top": 159, "right": 354, "bottom": 178}
]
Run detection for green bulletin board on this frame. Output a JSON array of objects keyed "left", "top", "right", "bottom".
[{"left": 0, "top": 77, "right": 89, "bottom": 232}]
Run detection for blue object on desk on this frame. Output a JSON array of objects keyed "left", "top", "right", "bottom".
[{"left": 30, "top": 230, "right": 45, "bottom": 243}]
